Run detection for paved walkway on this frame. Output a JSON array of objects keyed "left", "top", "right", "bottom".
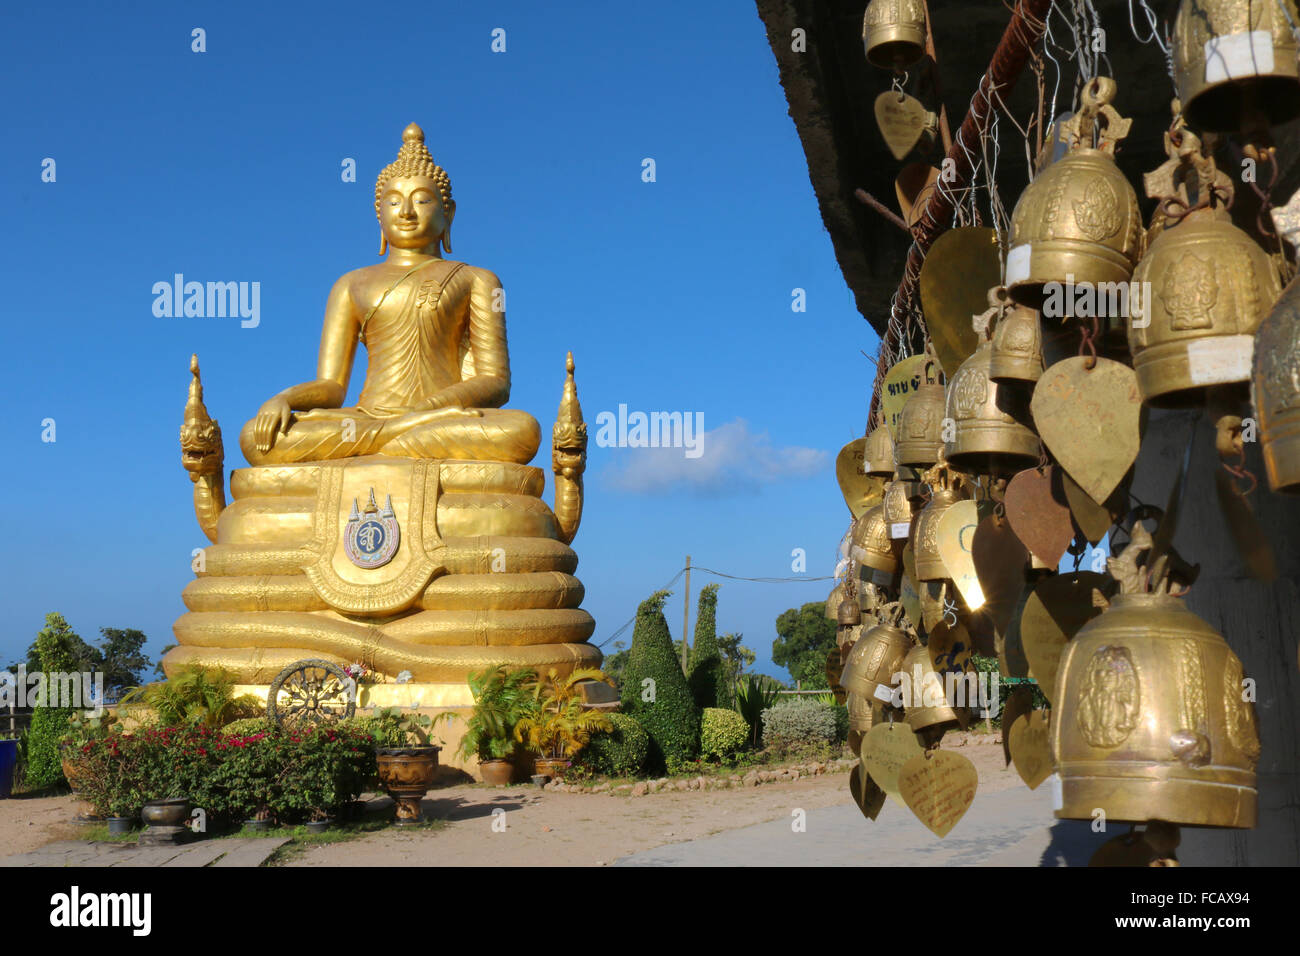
[
  {"left": 614, "top": 783, "right": 1102, "bottom": 866},
  {"left": 0, "top": 837, "right": 290, "bottom": 868}
]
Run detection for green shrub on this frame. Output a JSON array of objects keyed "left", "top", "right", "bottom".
[
  {"left": 621, "top": 591, "right": 700, "bottom": 770},
  {"left": 761, "top": 698, "right": 838, "bottom": 754},
  {"left": 220, "top": 717, "right": 275, "bottom": 736},
  {"left": 687, "top": 584, "right": 726, "bottom": 709},
  {"left": 70, "top": 724, "right": 374, "bottom": 825},
  {"left": 576, "top": 712, "right": 649, "bottom": 777},
  {"left": 700, "top": 708, "right": 748, "bottom": 760},
  {"left": 831, "top": 702, "right": 849, "bottom": 743}
]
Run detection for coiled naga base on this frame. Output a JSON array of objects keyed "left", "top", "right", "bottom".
[{"left": 172, "top": 353, "right": 593, "bottom": 685}]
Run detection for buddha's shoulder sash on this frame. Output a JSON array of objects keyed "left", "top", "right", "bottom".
[{"left": 358, "top": 258, "right": 465, "bottom": 341}]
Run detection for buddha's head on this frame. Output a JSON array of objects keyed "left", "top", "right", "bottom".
[{"left": 375, "top": 123, "right": 455, "bottom": 254}]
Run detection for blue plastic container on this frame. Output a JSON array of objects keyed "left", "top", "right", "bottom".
[{"left": 0, "top": 739, "right": 18, "bottom": 799}]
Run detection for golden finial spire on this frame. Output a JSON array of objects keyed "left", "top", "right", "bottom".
[{"left": 185, "top": 353, "right": 209, "bottom": 424}]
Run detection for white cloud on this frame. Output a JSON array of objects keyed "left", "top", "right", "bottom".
[{"left": 598, "top": 418, "right": 829, "bottom": 495}]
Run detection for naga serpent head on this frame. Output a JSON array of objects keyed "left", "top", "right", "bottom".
[{"left": 552, "top": 420, "right": 587, "bottom": 480}]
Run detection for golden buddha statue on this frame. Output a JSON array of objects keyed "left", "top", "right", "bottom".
[{"left": 167, "top": 124, "right": 597, "bottom": 705}]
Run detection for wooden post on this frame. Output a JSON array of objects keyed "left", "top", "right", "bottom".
[{"left": 681, "top": 555, "right": 692, "bottom": 674}]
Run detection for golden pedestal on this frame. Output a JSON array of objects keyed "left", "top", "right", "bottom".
[{"left": 166, "top": 455, "right": 598, "bottom": 687}]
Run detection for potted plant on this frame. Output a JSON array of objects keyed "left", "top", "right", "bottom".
[
  {"left": 0, "top": 732, "right": 18, "bottom": 800},
  {"left": 456, "top": 666, "right": 536, "bottom": 785},
  {"left": 370, "top": 707, "right": 451, "bottom": 825},
  {"left": 514, "top": 668, "right": 614, "bottom": 779}
]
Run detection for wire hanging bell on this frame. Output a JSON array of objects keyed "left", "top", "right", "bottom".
[
  {"left": 1173, "top": 0, "right": 1300, "bottom": 133},
  {"left": 840, "top": 603, "right": 914, "bottom": 702},
  {"left": 1130, "top": 135, "right": 1282, "bottom": 407},
  {"left": 989, "top": 295, "right": 1046, "bottom": 385},
  {"left": 863, "top": 0, "right": 927, "bottom": 72},
  {"left": 945, "top": 296, "right": 1042, "bottom": 476},
  {"left": 864, "top": 423, "right": 897, "bottom": 477},
  {"left": 895, "top": 359, "right": 947, "bottom": 466},
  {"left": 912, "top": 457, "right": 967, "bottom": 581},
  {"left": 1007, "top": 78, "right": 1143, "bottom": 313},
  {"left": 900, "top": 643, "right": 970, "bottom": 741},
  {"left": 1051, "top": 529, "right": 1259, "bottom": 828},
  {"left": 851, "top": 504, "right": 900, "bottom": 575}
]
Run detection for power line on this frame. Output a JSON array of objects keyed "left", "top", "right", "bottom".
[{"left": 591, "top": 563, "right": 836, "bottom": 648}]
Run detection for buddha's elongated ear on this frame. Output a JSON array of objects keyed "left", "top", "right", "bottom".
[{"left": 442, "top": 200, "right": 456, "bottom": 255}]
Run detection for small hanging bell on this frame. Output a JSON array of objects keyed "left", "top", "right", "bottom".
[
  {"left": 851, "top": 504, "right": 900, "bottom": 575},
  {"left": 846, "top": 692, "right": 878, "bottom": 734},
  {"left": 1007, "top": 78, "right": 1143, "bottom": 309},
  {"left": 864, "top": 422, "right": 897, "bottom": 477},
  {"left": 945, "top": 295, "right": 1042, "bottom": 476},
  {"left": 900, "top": 644, "right": 971, "bottom": 741},
  {"left": 1051, "top": 528, "right": 1259, "bottom": 828},
  {"left": 895, "top": 360, "right": 947, "bottom": 466},
  {"left": 841, "top": 603, "right": 914, "bottom": 703},
  {"left": 989, "top": 297, "right": 1046, "bottom": 385},
  {"left": 1130, "top": 129, "right": 1281, "bottom": 407},
  {"left": 1173, "top": 0, "right": 1300, "bottom": 133},
  {"left": 863, "top": 0, "right": 927, "bottom": 72},
  {"left": 1254, "top": 195, "right": 1300, "bottom": 493},
  {"left": 912, "top": 458, "right": 968, "bottom": 581}
]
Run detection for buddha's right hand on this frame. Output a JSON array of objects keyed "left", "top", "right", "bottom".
[{"left": 252, "top": 396, "right": 293, "bottom": 452}]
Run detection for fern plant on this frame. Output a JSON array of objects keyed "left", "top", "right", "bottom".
[
  {"left": 121, "top": 665, "right": 260, "bottom": 730},
  {"left": 733, "top": 674, "right": 780, "bottom": 747},
  {"left": 513, "top": 667, "right": 614, "bottom": 760},
  {"left": 456, "top": 666, "right": 537, "bottom": 762}
]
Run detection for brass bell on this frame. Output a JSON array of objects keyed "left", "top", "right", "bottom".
[
  {"left": 1051, "top": 534, "right": 1259, "bottom": 828},
  {"left": 863, "top": 0, "right": 927, "bottom": 72},
  {"left": 989, "top": 297, "right": 1045, "bottom": 385},
  {"left": 900, "top": 644, "right": 970, "bottom": 741},
  {"left": 1007, "top": 79, "right": 1143, "bottom": 308},
  {"left": 945, "top": 329, "right": 1041, "bottom": 477},
  {"left": 850, "top": 504, "right": 900, "bottom": 575},
  {"left": 912, "top": 459, "right": 967, "bottom": 581},
  {"left": 894, "top": 361, "right": 946, "bottom": 467},
  {"left": 1173, "top": 0, "right": 1300, "bottom": 132},
  {"left": 840, "top": 603, "right": 914, "bottom": 703},
  {"left": 846, "top": 692, "right": 877, "bottom": 734},
  {"left": 1253, "top": 232, "right": 1300, "bottom": 494},
  {"left": 1130, "top": 157, "right": 1281, "bottom": 408},
  {"left": 837, "top": 597, "right": 861, "bottom": 628},
  {"left": 864, "top": 423, "right": 896, "bottom": 477}
]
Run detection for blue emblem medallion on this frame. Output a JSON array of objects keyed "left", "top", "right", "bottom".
[{"left": 344, "top": 488, "right": 401, "bottom": 569}]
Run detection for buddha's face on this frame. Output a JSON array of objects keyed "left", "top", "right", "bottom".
[{"left": 380, "top": 175, "right": 453, "bottom": 250}]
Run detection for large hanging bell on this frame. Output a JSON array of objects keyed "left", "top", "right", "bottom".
[
  {"left": 945, "top": 336, "right": 1041, "bottom": 477},
  {"left": 1052, "top": 542, "right": 1259, "bottom": 827},
  {"left": 1253, "top": 236, "right": 1300, "bottom": 494},
  {"left": 1130, "top": 162, "right": 1281, "bottom": 407},
  {"left": 1007, "top": 79, "right": 1143, "bottom": 308},
  {"left": 1173, "top": 0, "right": 1300, "bottom": 133},
  {"left": 900, "top": 644, "right": 970, "bottom": 740},
  {"left": 850, "top": 504, "right": 900, "bottom": 575},
  {"left": 863, "top": 0, "right": 927, "bottom": 72},
  {"left": 864, "top": 423, "right": 897, "bottom": 477},
  {"left": 841, "top": 605, "right": 914, "bottom": 702},
  {"left": 895, "top": 361, "right": 946, "bottom": 466}
]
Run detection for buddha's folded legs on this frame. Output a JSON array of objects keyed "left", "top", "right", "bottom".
[{"left": 239, "top": 407, "right": 540, "bottom": 465}]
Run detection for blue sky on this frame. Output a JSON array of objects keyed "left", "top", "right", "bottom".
[{"left": 0, "top": 1, "right": 880, "bottom": 681}]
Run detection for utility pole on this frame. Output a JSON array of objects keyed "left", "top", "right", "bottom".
[{"left": 680, "top": 555, "right": 692, "bottom": 674}]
